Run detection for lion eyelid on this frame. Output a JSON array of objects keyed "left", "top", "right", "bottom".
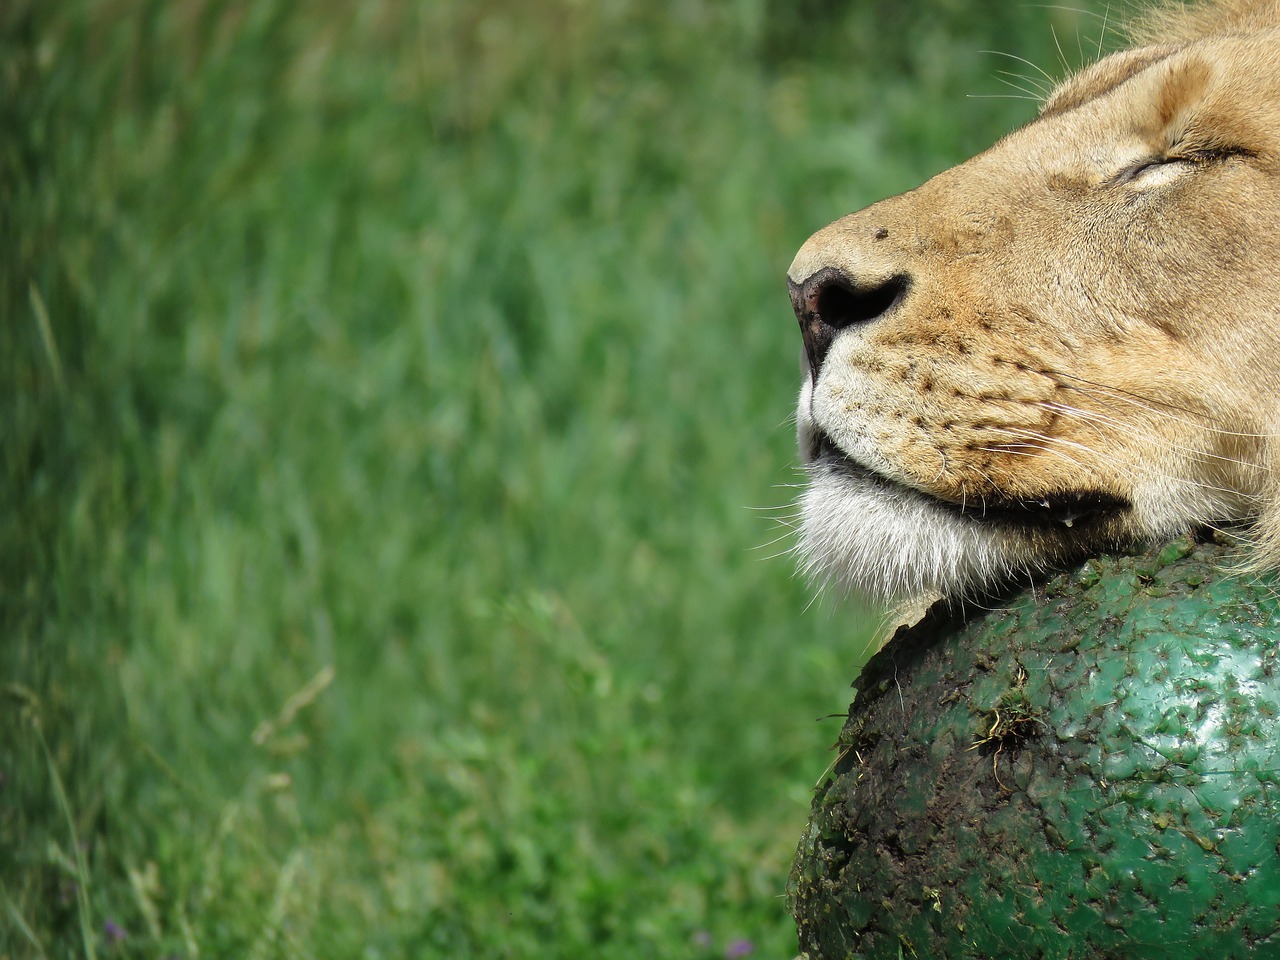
[
  {"left": 1179, "top": 145, "right": 1253, "bottom": 163},
  {"left": 1110, "top": 155, "right": 1189, "bottom": 185},
  {"left": 1111, "top": 146, "right": 1245, "bottom": 186}
]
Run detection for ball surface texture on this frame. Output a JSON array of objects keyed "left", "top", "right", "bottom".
[{"left": 791, "top": 538, "right": 1280, "bottom": 959}]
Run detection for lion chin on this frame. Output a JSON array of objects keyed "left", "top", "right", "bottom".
[
  {"left": 797, "top": 459, "right": 1045, "bottom": 606},
  {"left": 788, "top": 0, "right": 1280, "bottom": 604}
]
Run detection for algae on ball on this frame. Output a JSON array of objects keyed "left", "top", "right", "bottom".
[{"left": 790, "top": 537, "right": 1280, "bottom": 959}]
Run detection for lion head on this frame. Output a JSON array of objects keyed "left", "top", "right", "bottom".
[{"left": 789, "top": 0, "right": 1280, "bottom": 604}]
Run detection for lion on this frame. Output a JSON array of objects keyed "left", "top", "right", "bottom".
[{"left": 789, "top": 0, "right": 1280, "bottom": 606}]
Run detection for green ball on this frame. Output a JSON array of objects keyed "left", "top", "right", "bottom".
[{"left": 789, "top": 537, "right": 1280, "bottom": 959}]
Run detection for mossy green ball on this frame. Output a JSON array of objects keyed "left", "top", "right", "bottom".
[{"left": 790, "top": 537, "right": 1280, "bottom": 959}]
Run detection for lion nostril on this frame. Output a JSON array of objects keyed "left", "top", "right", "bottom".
[
  {"left": 789, "top": 268, "right": 910, "bottom": 377},
  {"left": 816, "top": 275, "right": 907, "bottom": 330}
]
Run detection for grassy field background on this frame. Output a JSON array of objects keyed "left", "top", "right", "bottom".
[{"left": 4, "top": 1, "right": 1107, "bottom": 956}]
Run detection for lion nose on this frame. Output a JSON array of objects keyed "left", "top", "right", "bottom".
[{"left": 788, "top": 267, "right": 909, "bottom": 377}]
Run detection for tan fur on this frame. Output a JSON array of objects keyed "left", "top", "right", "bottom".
[
  {"left": 789, "top": 0, "right": 1280, "bottom": 603},
  {"left": 1133, "top": 0, "right": 1280, "bottom": 43}
]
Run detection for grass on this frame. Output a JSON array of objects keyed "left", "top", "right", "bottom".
[{"left": 3, "top": 0, "right": 1108, "bottom": 956}]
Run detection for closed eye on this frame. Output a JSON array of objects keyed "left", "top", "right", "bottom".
[
  {"left": 1113, "top": 146, "right": 1249, "bottom": 187},
  {"left": 1112, "top": 155, "right": 1196, "bottom": 186}
]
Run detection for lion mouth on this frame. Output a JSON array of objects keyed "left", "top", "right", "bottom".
[{"left": 809, "top": 431, "right": 1130, "bottom": 530}]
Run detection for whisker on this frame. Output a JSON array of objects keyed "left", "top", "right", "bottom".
[
  {"left": 1051, "top": 22, "right": 1071, "bottom": 74},
  {"left": 758, "top": 546, "right": 801, "bottom": 564},
  {"left": 1044, "top": 378, "right": 1279, "bottom": 438},
  {"left": 1038, "top": 401, "right": 1270, "bottom": 467},
  {"left": 991, "top": 72, "right": 1053, "bottom": 101},
  {"left": 980, "top": 425, "right": 1148, "bottom": 486},
  {"left": 986, "top": 427, "right": 1257, "bottom": 501},
  {"left": 980, "top": 49, "right": 1058, "bottom": 84},
  {"left": 977, "top": 442, "right": 1103, "bottom": 481},
  {"left": 995, "top": 69, "right": 1053, "bottom": 96},
  {"left": 966, "top": 93, "right": 1042, "bottom": 102},
  {"left": 1044, "top": 368, "right": 1191, "bottom": 413},
  {"left": 757, "top": 524, "right": 801, "bottom": 544},
  {"left": 1026, "top": 3, "right": 1121, "bottom": 27}
]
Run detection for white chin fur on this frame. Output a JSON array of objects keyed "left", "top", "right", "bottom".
[{"left": 798, "top": 462, "right": 1043, "bottom": 605}]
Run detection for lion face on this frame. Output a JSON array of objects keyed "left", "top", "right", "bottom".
[{"left": 789, "top": 9, "right": 1280, "bottom": 603}]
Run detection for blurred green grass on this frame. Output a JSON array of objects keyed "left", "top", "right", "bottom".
[{"left": 3, "top": 0, "right": 1107, "bottom": 956}]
